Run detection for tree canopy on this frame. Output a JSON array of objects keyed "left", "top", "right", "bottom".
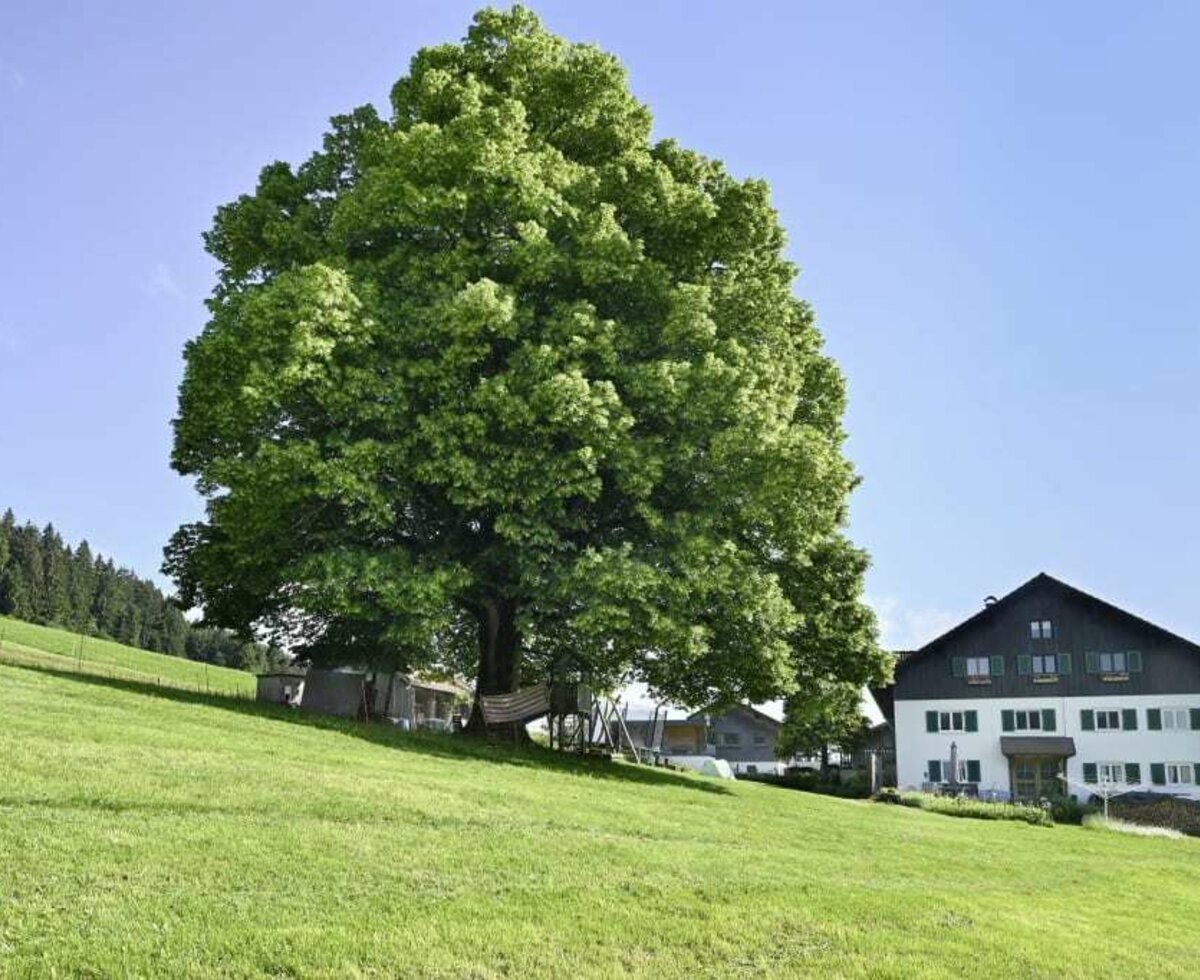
[{"left": 166, "top": 5, "right": 890, "bottom": 716}]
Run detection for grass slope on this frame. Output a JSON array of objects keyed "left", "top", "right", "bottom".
[
  {"left": 1, "top": 664, "right": 1197, "bottom": 978},
  {"left": 0, "top": 614, "right": 255, "bottom": 697}
]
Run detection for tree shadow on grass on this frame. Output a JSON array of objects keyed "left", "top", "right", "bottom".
[{"left": 12, "top": 660, "right": 734, "bottom": 797}]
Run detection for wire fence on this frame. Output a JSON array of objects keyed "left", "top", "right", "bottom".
[{"left": 0, "top": 633, "right": 256, "bottom": 700}]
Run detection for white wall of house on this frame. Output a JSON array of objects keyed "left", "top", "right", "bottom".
[{"left": 895, "top": 694, "right": 1200, "bottom": 801}]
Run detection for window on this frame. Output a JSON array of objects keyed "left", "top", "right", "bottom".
[
  {"left": 927, "top": 759, "right": 980, "bottom": 783},
  {"left": 1162, "top": 708, "right": 1189, "bottom": 731},
  {"left": 926, "top": 710, "right": 978, "bottom": 733},
  {"left": 1031, "top": 654, "right": 1057, "bottom": 675},
  {"left": 1097, "top": 762, "right": 1124, "bottom": 785},
  {"left": 953, "top": 656, "right": 1003, "bottom": 680},
  {"left": 752, "top": 734, "right": 767, "bottom": 746},
  {"left": 1166, "top": 763, "right": 1194, "bottom": 785},
  {"left": 1003, "top": 708, "right": 1056, "bottom": 732},
  {"left": 1082, "top": 708, "right": 1136, "bottom": 732},
  {"left": 721, "top": 732, "right": 741, "bottom": 747},
  {"left": 1030, "top": 620, "right": 1053, "bottom": 640},
  {"left": 1015, "top": 710, "right": 1042, "bottom": 731},
  {"left": 1018, "top": 653, "right": 1072, "bottom": 677},
  {"left": 1086, "top": 651, "right": 1143, "bottom": 675},
  {"left": 965, "top": 657, "right": 990, "bottom": 677}
]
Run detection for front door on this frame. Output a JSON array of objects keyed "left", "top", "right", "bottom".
[{"left": 1010, "top": 756, "right": 1063, "bottom": 802}]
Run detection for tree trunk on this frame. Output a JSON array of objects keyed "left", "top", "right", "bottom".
[{"left": 463, "top": 599, "right": 529, "bottom": 742}]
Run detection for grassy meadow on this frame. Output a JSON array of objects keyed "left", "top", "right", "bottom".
[
  {"left": 0, "top": 614, "right": 255, "bottom": 697},
  {"left": 0, "top": 658, "right": 1198, "bottom": 977}
]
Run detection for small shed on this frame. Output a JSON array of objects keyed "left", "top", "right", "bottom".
[
  {"left": 298, "top": 667, "right": 469, "bottom": 729},
  {"left": 300, "top": 668, "right": 371, "bottom": 718},
  {"left": 256, "top": 671, "right": 306, "bottom": 706},
  {"left": 383, "top": 673, "right": 469, "bottom": 730}
]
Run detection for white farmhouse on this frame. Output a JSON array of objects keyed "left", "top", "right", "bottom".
[{"left": 875, "top": 574, "right": 1200, "bottom": 802}]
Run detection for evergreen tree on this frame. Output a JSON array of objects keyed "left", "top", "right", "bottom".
[
  {"left": 68, "top": 541, "right": 98, "bottom": 633},
  {"left": 0, "top": 505, "right": 267, "bottom": 671},
  {"left": 11, "top": 524, "right": 44, "bottom": 622},
  {"left": 116, "top": 598, "right": 142, "bottom": 648},
  {"left": 0, "top": 509, "right": 13, "bottom": 613},
  {"left": 0, "top": 509, "right": 11, "bottom": 578},
  {"left": 40, "top": 524, "right": 72, "bottom": 626}
]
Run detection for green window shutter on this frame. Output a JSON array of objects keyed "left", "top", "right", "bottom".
[
  {"left": 990, "top": 655, "right": 1004, "bottom": 677},
  {"left": 1147, "top": 708, "right": 1162, "bottom": 731},
  {"left": 1017, "top": 655, "right": 1032, "bottom": 676},
  {"left": 951, "top": 657, "right": 965, "bottom": 678},
  {"left": 1041, "top": 708, "right": 1056, "bottom": 731},
  {"left": 1080, "top": 709, "right": 1095, "bottom": 731},
  {"left": 1127, "top": 651, "right": 1142, "bottom": 673},
  {"left": 1085, "top": 652, "right": 1099, "bottom": 673},
  {"left": 1057, "top": 653, "right": 1072, "bottom": 675},
  {"left": 1001, "top": 709, "right": 1015, "bottom": 732},
  {"left": 1125, "top": 763, "right": 1141, "bottom": 784},
  {"left": 966, "top": 760, "right": 981, "bottom": 783},
  {"left": 1190, "top": 708, "right": 1200, "bottom": 731},
  {"left": 1122, "top": 708, "right": 1137, "bottom": 731},
  {"left": 926, "top": 711, "right": 939, "bottom": 733},
  {"left": 928, "top": 760, "right": 942, "bottom": 783},
  {"left": 965, "top": 710, "right": 978, "bottom": 733},
  {"left": 1194, "top": 764, "right": 1200, "bottom": 784},
  {"left": 1082, "top": 763, "right": 1097, "bottom": 784},
  {"left": 1150, "top": 763, "right": 1166, "bottom": 786}
]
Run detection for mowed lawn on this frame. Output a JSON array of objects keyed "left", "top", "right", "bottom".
[
  {"left": 0, "top": 665, "right": 1197, "bottom": 978},
  {"left": 0, "top": 615, "right": 255, "bottom": 697}
]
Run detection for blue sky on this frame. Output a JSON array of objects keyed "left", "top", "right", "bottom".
[{"left": 1, "top": 2, "right": 1197, "bottom": 652}]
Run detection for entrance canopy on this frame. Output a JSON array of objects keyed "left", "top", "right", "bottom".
[{"left": 1000, "top": 736, "right": 1076, "bottom": 758}]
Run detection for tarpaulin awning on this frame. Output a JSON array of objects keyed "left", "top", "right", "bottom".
[{"left": 478, "top": 684, "right": 551, "bottom": 724}]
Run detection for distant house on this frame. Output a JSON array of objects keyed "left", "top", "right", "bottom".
[
  {"left": 299, "top": 668, "right": 469, "bottom": 731},
  {"left": 876, "top": 573, "right": 1200, "bottom": 803},
  {"left": 703, "top": 705, "right": 786, "bottom": 775},
  {"left": 623, "top": 704, "right": 786, "bottom": 775}
]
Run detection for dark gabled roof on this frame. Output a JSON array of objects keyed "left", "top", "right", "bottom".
[{"left": 894, "top": 572, "right": 1200, "bottom": 675}]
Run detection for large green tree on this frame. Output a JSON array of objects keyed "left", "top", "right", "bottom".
[{"left": 166, "top": 6, "right": 888, "bottom": 724}]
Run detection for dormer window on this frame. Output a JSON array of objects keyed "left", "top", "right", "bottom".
[{"left": 1030, "top": 619, "right": 1053, "bottom": 640}]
